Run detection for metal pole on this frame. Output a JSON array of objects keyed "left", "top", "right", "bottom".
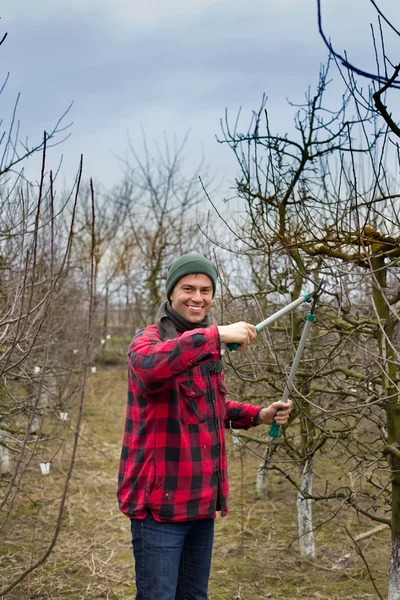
[
  {"left": 227, "top": 293, "right": 311, "bottom": 351},
  {"left": 255, "top": 294, "right": 310, "bottom": 334},
  {"left": 268, "top": 313, "right": 315, "bottom": 438}
]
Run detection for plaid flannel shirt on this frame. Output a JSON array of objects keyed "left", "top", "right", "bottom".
[{"left": 117, "top": 324, "right": 261, "bottom": 522}]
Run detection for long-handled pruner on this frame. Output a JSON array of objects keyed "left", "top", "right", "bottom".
[
  {"left": 227, "top": 293, "right": 313, "bottom": 352},
  {"left": 268, "top": 280, "right": 323, "bottom": 438}
]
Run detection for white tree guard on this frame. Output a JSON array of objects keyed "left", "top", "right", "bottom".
[
  {"left": 256, "top": 447, "right": 269, "bottom": 496},
  {"left": 388, "top": 538, "right": 400, "bottom": 600},
  {"left": 30, "top": 416, "right": 40, "bottom": 434},
  {"left": 0, "top": 430, "right": 11, "bottom": 474},
  {"left": 297, "top": 459, "right": 316, "bottom": 559},
  {"left": 231, "top": 429, "right": 241, "bottom": 453}
]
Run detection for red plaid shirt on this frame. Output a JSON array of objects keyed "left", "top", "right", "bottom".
[{"left": 117, "top": 324, "right": 261, "bottom": 522}]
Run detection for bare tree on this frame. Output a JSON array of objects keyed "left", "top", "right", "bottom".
[
  {"left": 317, "top": 0, "right": 400, "bottom": 138},
  {"left": 70, "top": 179, "right": 130, "bottom": 338},
  {"left": 112, "top": 134, "right": 211, "bottom": 324},
  {"left": 0, "top": 31, "right": 96, "bottom": 595},
  {"left": 214, "top": 62, "right": 400, "bottom": 595}
]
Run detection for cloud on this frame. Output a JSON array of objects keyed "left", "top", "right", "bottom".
[
  {"left": 3, "top": 1, "right": 322, "bottom": 124},
  {"left": 2, "top": 0, "right": 399, "bottom": 188}
]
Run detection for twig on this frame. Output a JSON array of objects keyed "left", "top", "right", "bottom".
[{"left": 342, "top": 525, "right": 384, "bottom": 600}]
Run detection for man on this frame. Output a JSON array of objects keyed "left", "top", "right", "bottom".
[{"left": 117, "top": 253, "right": 292, "bottom": 600}]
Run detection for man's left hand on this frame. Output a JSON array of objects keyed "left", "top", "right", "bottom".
[{"left": 258, "top": 400, "right": 293, "bottom": 426}]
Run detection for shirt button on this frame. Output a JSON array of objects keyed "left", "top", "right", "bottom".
[{"left": 192, "top": 391, "right": 196, "bottom": 396}]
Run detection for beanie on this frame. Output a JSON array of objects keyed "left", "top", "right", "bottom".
[{"left": 166, "top": 253, "right": 218, "bottom": 299}]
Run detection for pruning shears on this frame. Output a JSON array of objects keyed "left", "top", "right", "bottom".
[
  {"left": 226, "top": 283, "right": 323, "bottom": 439},
  {"left": 227, "top": 292, "right": 315, "bottom": 352},
  {"left": 268, "top": 282, "right": 323, "bottom": 438}
]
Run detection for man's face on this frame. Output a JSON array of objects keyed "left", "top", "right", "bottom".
[{"left": 170, "top": 273, "right": 213, "bottom": 323}]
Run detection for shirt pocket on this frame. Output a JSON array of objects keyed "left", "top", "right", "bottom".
[
  {"left": 179, "top": 377, "right": 207, "bottom": 424},
  {"left": 216, "top": 375, "right": 227, "bottom": 420}
]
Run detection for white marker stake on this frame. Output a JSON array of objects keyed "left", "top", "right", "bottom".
[{"left": 40, "top": 462, "right": 51, "bottom": 475}]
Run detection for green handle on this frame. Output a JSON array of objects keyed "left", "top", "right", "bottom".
[
  {"left": 268, "top": 410, "right": 282, "bottom": 438},
  {"left": 227, "top": 342, "right": 239, "bottom": 351}
]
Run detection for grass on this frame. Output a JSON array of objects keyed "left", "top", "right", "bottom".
[{"left": 1, "top": 366, "right": 390, "bottom": 599}]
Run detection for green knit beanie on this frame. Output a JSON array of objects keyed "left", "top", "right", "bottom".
[{"left": 166, "top": 253, "right": 218, "bottom": 299}]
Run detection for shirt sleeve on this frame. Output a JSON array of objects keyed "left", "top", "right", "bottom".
[
  {"left": 130, "top": 325, "right": 221, "bottom": 391},
  {"left": 224, "top": 399, "right": 262, "bottom": 430}
]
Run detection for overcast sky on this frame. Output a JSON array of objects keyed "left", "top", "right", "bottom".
[{"left": 2, "top": 0, "right": 399, "bottom": 193}]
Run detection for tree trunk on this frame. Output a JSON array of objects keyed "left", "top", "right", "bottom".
[
  {"left": 388, "top": 446, "right": 400, "bottom": 599},
  {"left": 388, "top": 536, "right": 400, "bottom": 600},
  {"left": 103, "top": 284, "right": 109, "bottom": 338},
  {"left": 297, "top": 458, "right": 316, "bottom": 559},
  {"left": 371, "top": 256, "right": 399, "bottom": 597}
]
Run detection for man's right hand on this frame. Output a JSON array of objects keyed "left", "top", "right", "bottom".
[{"left": 217, "top": 322, "right": 257, "bottom": 350}]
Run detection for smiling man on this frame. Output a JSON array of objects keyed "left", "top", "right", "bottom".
[{"left": 117, "top": 252, "right": 292, "bottom": 600}]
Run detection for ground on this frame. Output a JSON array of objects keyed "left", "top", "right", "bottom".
[{"left": 0, "top": 366, "right": 391, "bottom": 599}]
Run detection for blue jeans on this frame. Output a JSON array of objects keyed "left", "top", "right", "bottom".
[{"left": 130, "top": 513, "right": 214, "bottom": 600}]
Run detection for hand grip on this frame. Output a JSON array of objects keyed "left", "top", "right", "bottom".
[
  {"left": 227, "top": 326, "right": 259, "bottom": 352},
  {"left": 268, "top": 409, "right": 282, "bottom": 438}
]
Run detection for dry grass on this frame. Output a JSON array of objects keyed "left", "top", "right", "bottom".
[{"left": 1, "top": 366, "right": 390, "bottom": 599}]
